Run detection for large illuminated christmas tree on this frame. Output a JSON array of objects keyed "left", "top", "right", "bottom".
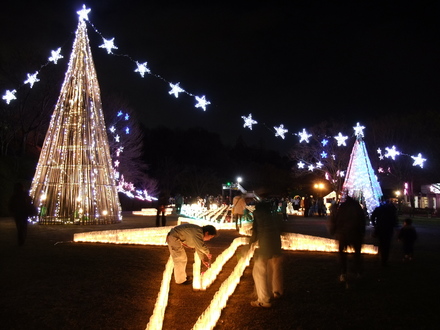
[
  {"left": 30, "top": 11, "right": 121, "bottom": 224},
  {"left": 342, "top": 124, "right": 382, "bottom": 215}
]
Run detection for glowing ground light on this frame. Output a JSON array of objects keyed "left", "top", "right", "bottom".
[{"left": 74, "top": 212, "right": 377, "bottom": 330}]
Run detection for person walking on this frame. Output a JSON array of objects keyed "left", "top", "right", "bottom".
[
  {"left": 330, "top": 196, "right": 366, "bottom": 283},
  {"left": 8, "top": 183, "right": 35, "bottom": 246},
  {"left": 398, "top": 218, "right": 417, "bottom": 261},
  {"left": 371, "top": 199, "right": 398, "bottom": 266}
]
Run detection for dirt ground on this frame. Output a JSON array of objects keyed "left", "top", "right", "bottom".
[{"left": 1, "top": 212, "right": 439, "bottom": 330}]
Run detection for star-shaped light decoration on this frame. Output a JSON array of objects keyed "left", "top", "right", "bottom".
[
  {"left": 195, "top": 95, "right": 210, "bottom": 111},
  {"left": 334, "top": 132, "right": 348, "bottom": 146},
  {"left": 353, "top": 122, "right": 365, "bottom": 138},
  {"left": 114, "top": 160, "right": 120, "bottom": 167},
  {"left": 411, "top": 153, "right": 426, "bottom": 168},
  {"left": 274, "top": 124, "right": 288, "bottom": 139},
  {"left": 321, "top": 139, "right": 329, "bottom": 146},
  {"left": 48, "top": 48, "right": 63, "bottom": 64},
  {"left": 24, "top": 72, "right": 40, "bottom": 88},
  {"left": 115, "top": 134, "right": 120, "bottom": 143},
  {"left": 77, "top": 4, "right": 91, "bottom": 21},
  {"left": 298, "top": 128, "right": 312, "bottom": 143},
  {"left": 125, "top": 127, "right": 130, "bottom": 134},
  {"left": 168, "top": 82, "right": 184, "bottom": 98},
  {"left": 316, "top": 161, "right": 323, "bottom": 168},
  {"left": 109, "top": 126, "right": 116, "bottom": 133},
  {"left": 384, "top": 145, "right": 400, "bottom": 160},
  {"left": 99, "top": 37, "right": 118, "bottom": 54},
  {"left": 308, "top": 164, "right": 315, "bottom": 171},
  {"left": 134, "top": 61, "right": 150, "bottom": 77},
  {"left": 124, "top": 113, "right": 129, "bottom": 121},
  {"left": 320, "top": 151, "right": 328, "bottom": 158},
  {"left": 297, "top": 161, "right": 305, "bottom": 169},
  {"left": 2, "top": 90, "right": 17, "bottom": 104},
  {"left": 241, "top": 113, "right": 258, "bottom": 130}
]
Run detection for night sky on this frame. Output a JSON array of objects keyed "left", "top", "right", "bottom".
[{"left": 2, "top": 1, "right": 439, "bottom": 151}]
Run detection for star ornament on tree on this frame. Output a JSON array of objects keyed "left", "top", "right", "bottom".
[
  {"left": 99, "top": 37, "right": 118, "bottom": 54},
  {"left": 334, "top": 132, "right": 348, "bottom": 146},
  {"left": 274, "top": 124, "right": 288, "bottom": 139},
  {"left": 77, "top": 4, "right": 91, "bottom": 21},
  {"left": 241, "top": 113, "right": 258, "bottom": 130},
  {"left": 298, "top": 128, "right": 312, "bottom": 143},
  {"left": 411, "top": 153, "right": 426, "bottom": 168},
  {"left": 2, "top": 89, "right": 17, "bottom": 104},
  {"left": 134, "top": 62, "right": 150, "bottom": 77},
  {"left": 195, "top": 95, "right": 210, "bottom": 111},
  {"left": 353, "top": 122, "right": 365, "bottom": 138},
  {"left": 297, "top": 161, "right": 305, "bottom": 169},
  {"left": 168, "top": 82, "right": 184, "bottom": 98},
  {"left": 48, "top": 48, "right": 63, "bottom": 64},
  {"left": 24, "top": 72, "right": 40, "bottom": 88}
]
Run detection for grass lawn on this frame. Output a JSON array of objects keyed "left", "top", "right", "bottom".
[{"left": 0, "top": 214, "right": 439, "bottom": 329}]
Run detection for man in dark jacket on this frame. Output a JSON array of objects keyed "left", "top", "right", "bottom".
[
  {"left": 330, "top": 196, "right": 366, "bottom": 282},
  {"left": 371, "top": 200, "right": 398, "bottom": 266}
]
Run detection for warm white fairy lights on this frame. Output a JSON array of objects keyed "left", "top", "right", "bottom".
[{"left": 30, "top": 14, "right": 121, "bottom": 224}]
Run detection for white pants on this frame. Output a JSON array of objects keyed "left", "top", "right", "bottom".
[
  {"left": 252, "top": 253, "right": 284, "bottom": 303},
  {"left": 167, "top": 235, "right": 188, "bottom": 284}
]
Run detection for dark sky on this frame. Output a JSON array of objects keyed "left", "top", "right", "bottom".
[{"left": 2, "top": 1, "right": 439, "bottom": 151}]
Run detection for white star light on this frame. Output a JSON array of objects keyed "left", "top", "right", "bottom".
[
  {"left": 384, "top": 146, "right": 400, "bottom": 160},
  {"left": 308, "top": 164, "right": 315, "bottom": 171},
  {"left": 77, "top": 5, "right": 91, "bottom": 21},
  {"left": 316, "top": 161, "right": 323, "bottom": 168},
  {"left": 48, "top": 48, "right": 63, "bottom": 64},
  {"left": 297, "top": 161, "right": 305, "bottom": 169},
  {"left": 298, "top": 128, "right": 312, "bottom": 143},
  {"left": 274, "top": 124, "right": 288, "bottom": 139},
  {"left": 334, "top": 132, "right": 348, "bottom": 146},
  {"left": 353, "top": 122, "right": 365, "bottom": 138},
  {"left": 115, "top": 134, "right": 120, "bottom": 143},
  {"left": 134, "top": 61, "right": 150, "bottom": 77},
  {"left": 168, "top": 82, "right": 184, "bottom": 98},
  {"left": 99, "top": 38, "right": 118, "bottom": 54},
  {"left": 195, "top": 95, "right": 210, "bottom": 111},
  {"left": 241, "top": 113, "right": 258, "bottom": 130},
  {"left": 109, "top": 126, "right": 116, "bottom": 133},
  {"left": 3, "top": 90, "right": 17, "bottom": 104},
  {"left": 24, "top": 72, "right": 40, "bottom": 88},
  {"left": 411, "top": 153, "right": 426, "bottom": 168}
]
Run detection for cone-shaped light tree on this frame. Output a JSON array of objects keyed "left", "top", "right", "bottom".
[
  {"left": 30, "top": 12, "right": 121, "bottom": 224},
  {"left": 342, "top": 123, "right": 383, "bottom": 215}
]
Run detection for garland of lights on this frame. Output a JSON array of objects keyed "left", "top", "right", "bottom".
[
  {"left": 2, "top": 5, "right": 426, "bottom": 172},
  {"left": 2, "top": 5, "right": 211, "bottom": 111}
]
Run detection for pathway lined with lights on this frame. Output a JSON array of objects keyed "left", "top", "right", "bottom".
[{"left": 74, "top": 211, "right": 377, "bottom": 330}]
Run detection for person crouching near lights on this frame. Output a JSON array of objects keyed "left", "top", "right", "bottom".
[
  {"left": 249, "top": 192, "right": 284, "bottom": 307},
  {"left": 166, "top": 223, "right": 217, "bottom": 285}
]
